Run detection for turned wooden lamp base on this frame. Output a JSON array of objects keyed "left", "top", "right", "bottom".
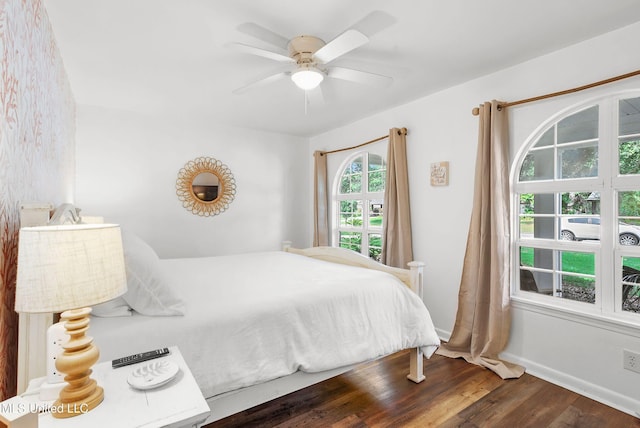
[{"left": 53, "top": 307, "right": 103, "bottom": 419}]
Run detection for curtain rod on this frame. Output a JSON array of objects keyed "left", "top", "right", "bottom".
[
  {"left": 471, "top": 68, "right": 640, "bottom": 116},
  {"left": 320, "top": 127, "right": 408, "bottom": 156}
]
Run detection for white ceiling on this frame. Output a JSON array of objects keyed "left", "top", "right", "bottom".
[{"left": 43, "top": 0, "right": 640, "bottom": 137}]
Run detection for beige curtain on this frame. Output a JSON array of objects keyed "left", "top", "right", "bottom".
[
  {"left": 313, "top": 151, "right": 329, "bottom": 246},
  {"left": 381, "top": 128, "right": 413, "bottom": 268},
  {"left": 436, "top": 101, "right": 524, "bottom": 379}
]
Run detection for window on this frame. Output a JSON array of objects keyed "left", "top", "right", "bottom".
[
  {"left": 335, "top": 152, "right": 386, "bottom": 261},
  {"left": 513, "top": 93, "right": 640, "bottom": 322}
]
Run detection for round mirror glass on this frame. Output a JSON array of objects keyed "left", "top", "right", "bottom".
[{"left": 192, "top": 172, "right": 220, "bottom": 202}]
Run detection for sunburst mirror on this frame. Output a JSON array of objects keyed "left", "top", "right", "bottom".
[{"left": 176, "top": 156, "right": 236, "bottom": 217}]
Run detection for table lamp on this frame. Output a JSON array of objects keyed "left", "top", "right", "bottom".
[{"left": 15, "top": 224, "right": 127, "bottom": 419}]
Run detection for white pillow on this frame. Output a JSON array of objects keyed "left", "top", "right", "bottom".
[
  {"left": 121, "top": 231, "right": 185, "bottom": 316},
  {"left": 92, "top": 296, "right": 132, "bottom": 317}
]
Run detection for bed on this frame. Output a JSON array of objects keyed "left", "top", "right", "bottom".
[{"left": 21, "top": 227, "right": 441, "bottom": 425}]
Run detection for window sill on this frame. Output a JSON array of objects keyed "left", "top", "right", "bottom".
[{"left": 511, "top": 296, "right": 640, "bottom": 338}]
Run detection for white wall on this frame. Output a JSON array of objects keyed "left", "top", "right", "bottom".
[
  {"left": 75, "top": 105, "right": 310, "bottom": 258},
  {"left": 310, "top": 22, "right": 640, "bottom": 415}
]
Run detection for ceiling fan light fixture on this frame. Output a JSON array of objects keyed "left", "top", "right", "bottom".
[{"left": 291, "top": 68, "right": 324, "bottom": 90}]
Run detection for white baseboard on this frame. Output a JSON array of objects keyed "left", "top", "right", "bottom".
[
  {"left": 499, "top": 351, "right": 639, "bottom": 418},
  {"left": 435, "top": 328, "right": 451, "bottom": 342}
]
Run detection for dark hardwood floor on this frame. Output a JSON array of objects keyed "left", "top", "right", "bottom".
[{"left": 205, "top": 349, "right": 640, "bottom": 428}]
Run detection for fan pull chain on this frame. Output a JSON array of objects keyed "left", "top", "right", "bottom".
[{"left": 304, "top": 90, "right": 309, "bottom": 115}]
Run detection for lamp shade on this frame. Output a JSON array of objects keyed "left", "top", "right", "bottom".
[
  {"left": 15, "top": 224, "right": 127, "bottom": 313},
  {"left": 291, "top": 68, "right": 324, "bottom": 90}
]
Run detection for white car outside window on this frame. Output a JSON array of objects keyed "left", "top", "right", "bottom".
[{"left": 560, "top": 217, "right": 640, "bottom": 245}]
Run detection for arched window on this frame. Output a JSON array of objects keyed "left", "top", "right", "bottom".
[
  {"left": 513, "top": 92, "right": 640, "bottom": 322},
  {"left": 335, "top": 152, "right": 386, "bottom": 261}
]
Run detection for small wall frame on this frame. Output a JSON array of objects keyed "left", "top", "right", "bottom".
[{"left": 430, "top": 161, "right": 449, "bottom": 186}]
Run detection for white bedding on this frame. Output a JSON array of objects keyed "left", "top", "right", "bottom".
[{"left": 91, "top": 251, "right": 440, "bottom": 398}]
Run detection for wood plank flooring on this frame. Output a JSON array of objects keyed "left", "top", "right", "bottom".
[{"left": 205, "top": 349, "right": 640, "bottom": 428}]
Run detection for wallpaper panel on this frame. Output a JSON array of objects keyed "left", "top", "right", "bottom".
[{"left": 0, "top": 0, "right": 75, "bottom": 399}]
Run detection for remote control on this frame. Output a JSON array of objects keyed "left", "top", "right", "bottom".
[{"left": 112, "top": 348, "right": 170, "bottom": 368}]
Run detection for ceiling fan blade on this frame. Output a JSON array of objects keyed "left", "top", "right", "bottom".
[
  {"left": 313, "top": 29, "right": 368, "bottom": 64},
  {"left": 327, "top": 67, "right": 392, "bottom": 87},
  {"left": 233, "top": 71, "right": 289, "bottom": 94},
  {"left": 349, "top": 10, "right": 396, "bottom": 37},
  {"left": 236, "top": 22, "right": 290, "bottom": 51},
  {"left": 226, "top": 42, "right": 294, "bottom": 63}
]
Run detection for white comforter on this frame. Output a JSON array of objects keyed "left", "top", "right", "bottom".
[{"left": 91, "top": 251, "right": 440, "bottom": 398}]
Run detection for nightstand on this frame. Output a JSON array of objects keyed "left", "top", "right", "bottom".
[{"left": 24, "top": 346, "right": 210, "bottom": 428}]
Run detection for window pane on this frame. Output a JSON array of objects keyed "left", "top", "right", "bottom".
[
  {"left": 520, "top": 268, "right": 553, "bottom": 295},
  {"left": 558, "top": 142, "right": 598, "bottom": 179},
  {"left": 520, "top": 247, "right": 554, "bottom": 295},
  {"left": 520, "top": 193, "right": 554, "bottom": 214},
  {"left": 561, "top": 192, "right": 599, "bottom": 215},
  {"left": 368, "top": 233, "right": 382, "bottom": 262},
  {"left": 519, "top": 193, "right": 555, "bottom": 240},
  {"left": 339, "top": 157, "right": 362, "bottom": 194},
  {"left": 339, "top": 232, "right": 361, "bottom": 253},
  {"left": 561, "top": 251, "right": 595, "bottom": 275},
  {"left": 619, "top": 138, "right": 640, "bottom": 175},
  {"left": 519, "top": 216, "right": 533, "bottom": 239},
  {"left": 348, "top": 156, "right": 363, "bottom": 174},
  {"left": 618, "top": 191, "right": 640, "bottom": 245},
  {"left": 368, "top": 171, "right": 385, "bottom": 192},
  {"left": 368, "top": 154, "right": 386, "bottom": 192},
  {"left": 559, "top": 251, "right": 595, "bottom": 304},
  {"left": 339, "top": 200, "right": 363, "bottom": 227},
  {"left": 560, "top": 274, "right": 595, "bottom": 304},
  {"left": 519, "top": 149, "right": 553, "bottom": 181},
  {"left": 533, "top": 127, "right": 554, "bottom": 148},
  {"left": 525, "top": 217, "right": 554, "bottom": 240},
  {"left": 622, "top": 257, "right": 640, "bottom": 313},
  {"left": 560, "top": 215, "right": 600, "bottom": 242},
  {"left": 520, "top": 247, "right": 553, "bottom": 269},
  {"left": 369, "top": 200, "right": 383, "bottom": 227},
  {"left": 619, "top": 96, "right": 640, "bottom": 136},
  {"left": 520, "top": 247, "right": 553, "bottom": 295},
  {"left": 558, "top": 192, "right": 600, "bottom": 242},
  {"left": 557, "top": 105, "right": 598, "bottom": 144},
  {"left": 618, "top": 191, "right": 640, "bottom": 220},
  {"left": 519, "top": 246, "right": 534, "bottom": 267}
]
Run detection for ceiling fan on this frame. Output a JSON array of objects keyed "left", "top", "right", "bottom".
[{"left": 228, "top": 11, "right": 396, "bottom": 95}]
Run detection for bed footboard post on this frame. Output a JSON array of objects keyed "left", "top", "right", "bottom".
[
  {"left": 407, "top": 347, "right": 425, "bottom": 383},
  {"left": 407, "top": 261, "right": 424, "bottom": 299},
  {"left": 406, "top": 261, "right": 425, "bottom": 383}
]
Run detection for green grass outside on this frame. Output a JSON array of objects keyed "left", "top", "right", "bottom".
[
  {"left": 340, "top": 215, "right": 383, "bottom": 227},
  {"left": 520, "top": 247, "right": 640, "bottom": 288},
  {"left": 520, "top": 218, "right": 534, "bottom": 234}
]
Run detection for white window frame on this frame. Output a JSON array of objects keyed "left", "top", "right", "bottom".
[
  {"left": 333, "top": 150, "right": 385, "bottom": 260},
  {"left": 511, "top": 90, "right": 640, "bottom": 335}
]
